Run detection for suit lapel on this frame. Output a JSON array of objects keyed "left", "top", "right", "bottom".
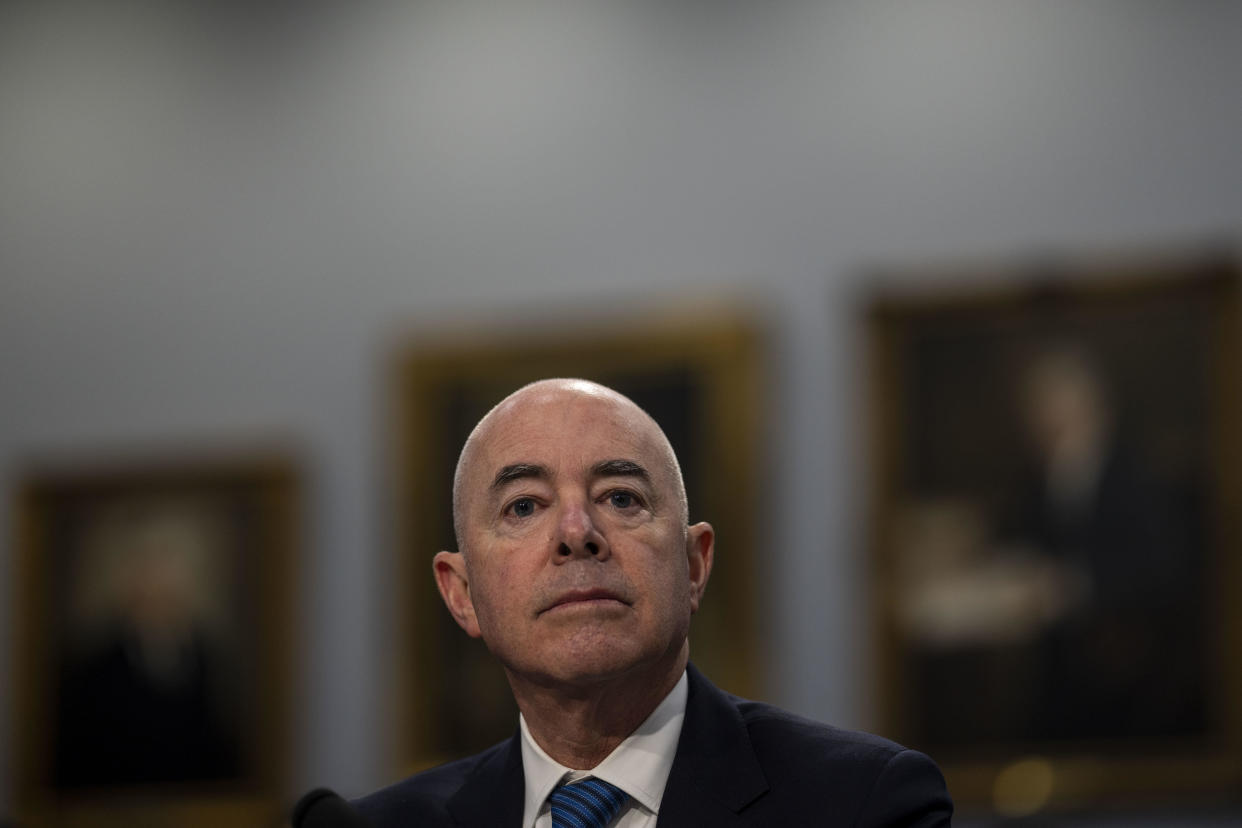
[
  {"left": 657, "top": 664, "right": 769, "bottom": 826},
  {"left": 446, "top": 732, "right": 526, "bottom": 827},
  {"left": 442, "top": 667, "right": 765, "bottom": 827}
]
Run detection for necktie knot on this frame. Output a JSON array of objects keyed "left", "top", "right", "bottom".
[{"left": 548, "top": 777, "right": 628, "bottom": 828}]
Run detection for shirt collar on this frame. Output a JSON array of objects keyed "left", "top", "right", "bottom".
[{"left": 519, "top": 670, "right": 688, "bottom": 827}]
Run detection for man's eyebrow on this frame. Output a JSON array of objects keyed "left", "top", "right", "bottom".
[
  {"left": 591, "top": 459, "right": 651, "bottom": 481},
  {"left": 490, "top": 463, "right": 550, "bottom": 490}
]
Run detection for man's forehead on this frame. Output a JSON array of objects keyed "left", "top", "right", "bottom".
[
  {"left": 494, "top": 379, "right": 631, "bottom": 417},
  {"left": 476, "top": 409, "right": 657, "bottom": 474},
  {"left": 466, "top": 385, "right": 664, "bottom": 479},
  {"left": 484, "top": 383, "right": 643, "bottom": 437}
]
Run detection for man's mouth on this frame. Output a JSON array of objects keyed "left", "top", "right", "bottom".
[{"left": 542, "top": 588, "right": 629, "bottom": 613}]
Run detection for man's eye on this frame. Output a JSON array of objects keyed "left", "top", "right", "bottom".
[
  {"left": 608, "top": 491, "right": 639, "bottom": 509},
  {"left": 509, "top": 498, "right": 536, "bottom": 518}
]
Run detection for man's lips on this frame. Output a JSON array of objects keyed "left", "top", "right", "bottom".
[{"left": 541, "top": 588, "right": 629, "bottom": 613}]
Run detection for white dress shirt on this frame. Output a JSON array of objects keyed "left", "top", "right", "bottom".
[{"left": 519, "top": 670, "right": 688, "bottom": 828}]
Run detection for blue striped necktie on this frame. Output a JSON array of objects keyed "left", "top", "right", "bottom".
[{"left": 548, "top": 777, "right": 629, "bottom": 828}]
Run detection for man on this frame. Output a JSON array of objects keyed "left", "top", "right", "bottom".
[{"left": 356, "top": 379, "right": 952, "bottom": 827}]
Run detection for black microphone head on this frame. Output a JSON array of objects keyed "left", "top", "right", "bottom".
[{"left": 292, "top": 787, "right": 371, "bottom": 828}]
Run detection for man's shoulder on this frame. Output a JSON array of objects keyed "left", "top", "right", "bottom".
[
  {"left": 690, "top": 666, "right": 917, "bottom": 772},
  {"left": 737, "top": 700, "right": 951, "bottom": 827},
  {"left": 730, "top": 692, "right": 917, "bottom": 774},
  {"left": 676, "top": 668, "right": 952, "bottom": 826},
  {"left": 352, "top": 740, "right": 509, "bottom": 825}
]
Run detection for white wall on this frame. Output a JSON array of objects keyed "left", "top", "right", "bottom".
[{"left": 2, "top": 0, "right": 1241, "bottom": 815}]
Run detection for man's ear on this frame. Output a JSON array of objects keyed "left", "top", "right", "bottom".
[
  {"left": 433, "top": 550, "right": 483, "bottom": 638},
  {"left": 685, "top": 522, "right": 715, "bottom": 614}
]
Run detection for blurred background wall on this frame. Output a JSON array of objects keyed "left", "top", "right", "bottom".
[{"left": 2, "top": 1, "right": 1240, "bottom": 824}]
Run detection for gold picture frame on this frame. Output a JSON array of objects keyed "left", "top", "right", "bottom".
[
  {"left": 863, "top": 248, "right": 1242, "bottom": 815},
  {"left": 12, "top": 453, "right": 298, "bottom": 828},
  {"left": 391, "top": 310, "right": 763, "bottom": 773}
]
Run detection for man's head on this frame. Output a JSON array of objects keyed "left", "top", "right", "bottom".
[
  {"left": 1019, "top": 344, "right": 1112, "bottom": 460},
  {"left": 433, "top": 379, "right": 714, "bottom": 690}
]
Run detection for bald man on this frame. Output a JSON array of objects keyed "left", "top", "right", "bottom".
[{"left": 356, "top": 379, "right": 952, "bottom": 827}]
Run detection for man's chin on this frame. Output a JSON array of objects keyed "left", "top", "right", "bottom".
[
  {"left": 520, "top": 640, "right": 685, "bottom": 691},
  {"left": 549, "top": 647, "right": 645, "bottom": 684}
]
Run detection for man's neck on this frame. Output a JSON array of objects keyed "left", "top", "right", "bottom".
[{"left": 508, "top": 647, "right": 687, "bottom": 770}]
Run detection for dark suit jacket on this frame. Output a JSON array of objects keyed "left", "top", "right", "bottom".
[{"left": 355, "top": 664, "right": 952, "bottom": 827}]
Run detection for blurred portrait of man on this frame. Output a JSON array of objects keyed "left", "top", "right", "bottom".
[
  {"left": 888, "top": 311, "right": 1212, "bottom": 755},
  {"left": 1003, "top": 345, "right": 1202, "bottom": 742},
  {"left": 52, "top": 498, "right": 242, "bottom": 788}
]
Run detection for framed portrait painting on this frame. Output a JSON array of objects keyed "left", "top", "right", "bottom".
[
  {"left": 12, "top": 454, "right": 298, "bottom": 828},
  {"left": 864, "top": 249, "right": 1242, "bottom": 814},
  {"left": 392, "top": 311, "right": 763, "bottom": 773}
]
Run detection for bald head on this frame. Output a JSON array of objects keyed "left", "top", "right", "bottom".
[{"left": 451, "top": 379, "right": 688, "bottom": 553}]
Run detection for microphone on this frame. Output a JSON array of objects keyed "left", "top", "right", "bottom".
[{"left": 291, "top": 787, "right": 371, "bottom": 828}]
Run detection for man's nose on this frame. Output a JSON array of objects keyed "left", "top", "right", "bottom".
[{"left": 554, "top": 500, "right": 610, "bottom": 561}]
